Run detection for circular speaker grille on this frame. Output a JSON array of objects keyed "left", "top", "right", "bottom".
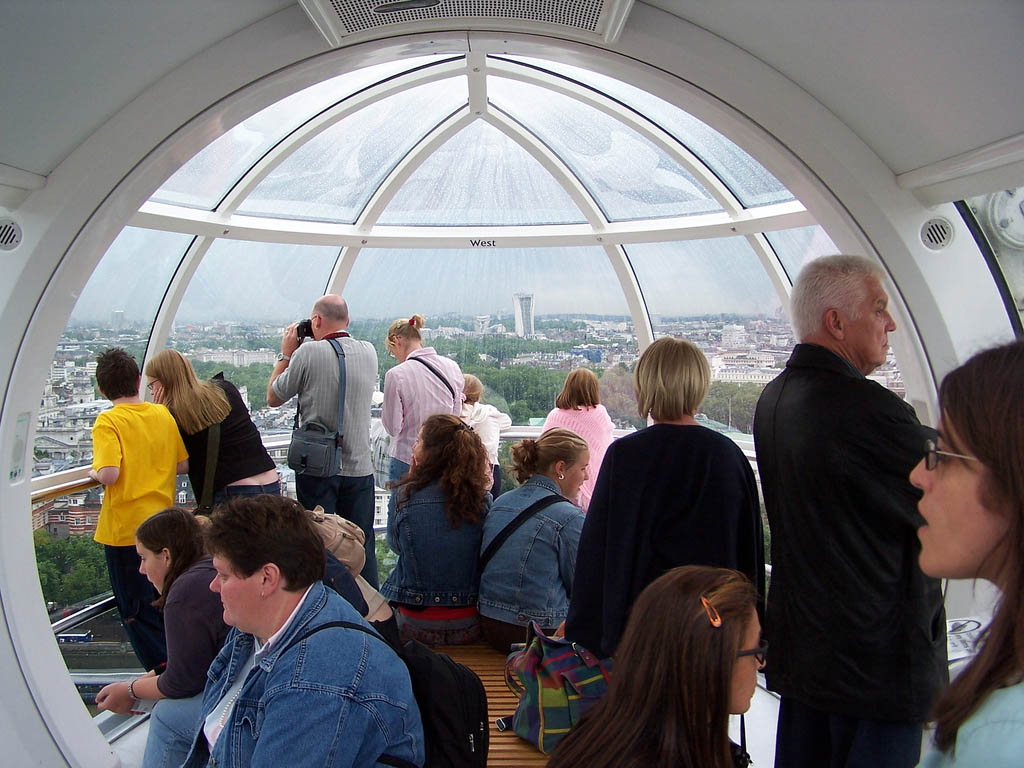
[
  {"left": 920, "top": 217, "right": 954, "bottom": 251},
  {"left": 0, "top": 219, "right": 23, "bottom": 251}
]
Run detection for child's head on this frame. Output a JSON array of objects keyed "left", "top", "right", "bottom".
[{"left": 95, "top": 348, "right": 140, "bottom": 400}]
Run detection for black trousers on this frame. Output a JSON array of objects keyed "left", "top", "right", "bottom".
[{"left": 774, "top": 695, "right": 923, "bottom": 768}]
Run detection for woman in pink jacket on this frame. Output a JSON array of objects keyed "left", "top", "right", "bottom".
[{"left": 541, "top": 368, "right": 614, "bottom": 512}]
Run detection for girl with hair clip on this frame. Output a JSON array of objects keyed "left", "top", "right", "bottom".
[
  {"left": 96, "top": 508, "right": 228, "bottom": 768},
  {"left": 380, "top": 414, "right": 493, "bottom": 645},
  {"left": 144, "top": 349, "right": 279, "bottom": 505},
  {"left": 911, "top": 340, "right": 1024, "bottom": 767},
  {"left": 461, "top": 373, "right": 512, "bottom": 497},
  {"left": 478, "top": 428, "right": 588, "bottom": 651},
  {"left": 541, "top": 368, "right": 614, "bottom": 511},
  {"left": 548, "top": 565, "right": 763, "bottom": 768},
  {"left": 382, "top": 314, "right": 464, "bottom": 518}
]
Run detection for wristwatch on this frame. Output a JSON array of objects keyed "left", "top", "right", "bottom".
[{"left": 276, "top": 352, "right": 290, "bottom": 362}]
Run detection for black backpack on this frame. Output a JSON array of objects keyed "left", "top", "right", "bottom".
[{"left": 285, "top": 620, "right": 488, "bottom": 768}]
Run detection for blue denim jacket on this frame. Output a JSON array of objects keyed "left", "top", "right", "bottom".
[
  {"left": 477, "top": 475, "right": 584, "bottom": 627},
  {"left": 380, "top": 481, "right": 489, "bottom": 607},
  {"left": 181, "top": 581, "right": 424, "bottom": 768}
]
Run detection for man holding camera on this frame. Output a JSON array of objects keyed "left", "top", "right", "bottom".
[{"left": 267, "top": 294, "right": 380, "bottom": 587}]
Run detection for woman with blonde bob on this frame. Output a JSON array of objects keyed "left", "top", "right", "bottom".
[
  {"left": 144, "top": 349, "right": 278, "bottom": 505},
  {"left": 911, "top": 340, "right": 1024, "bottom": 767},
  {"left": 478, "top": 428, "right": 588, "bottom": 651},
  {"left": 565, "top": 337, "right": 765, "bottom": 659},
  {"left": 549, "top": 565, "right": 763, "bottom": 768},
  {"left": 541, "top": 368, "right": 614, "bottom": 511}
]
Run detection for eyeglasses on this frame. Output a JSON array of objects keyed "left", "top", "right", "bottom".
[
  {"left": 924, "top": 438, "right": 979, "bottom": 471},
  {"left": 737, "top": 642, "right": 768, "bottom": 666},
  {"left": 146, "top": 380, "right": 158, "bottom": 392}
]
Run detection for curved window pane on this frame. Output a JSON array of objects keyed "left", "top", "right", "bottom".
[
  {"left": 36, "top": 228, "right": 192, "bottom": 477},
  {"left": 151, "top": 56, "right": 455, "bottom": 210},
  {"left": 765, "top": 226, "right": 839, "bottom": 282},
  {"left": 627, "top": 238, "right": 783, "bottom": 320},
  {"left": 499, "top": 56, "right": 793, "bottom": 209},
  {"left": 489, "top": 78, "right": 721, "bottom": 222},
  {"left": 377, "top": 120, "right": 586, "bottom": 226},
  {"left": 236, "top": 78, "right": 468, "bottom": 224},
  {"left": 170, "top": 240, "right": 340, "bottom": 328},
  {"left": 344, "top": 247, "right": 636, "bottom": 426}
]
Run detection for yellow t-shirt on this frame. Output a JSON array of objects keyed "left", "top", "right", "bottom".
[{"left": 91, "top": 402, "right": 188, "bottom": 546}]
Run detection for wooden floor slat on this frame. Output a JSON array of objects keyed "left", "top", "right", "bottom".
[{"left": 437, "top": 644, "right": 550, "bottom": 767}]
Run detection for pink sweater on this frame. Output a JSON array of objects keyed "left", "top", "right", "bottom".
[{"left": 541, "top": 404, "right": 615, "bottom": 513}]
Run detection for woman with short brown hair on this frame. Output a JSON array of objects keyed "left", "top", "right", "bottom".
[{"left": 541, "top": 368, "right": 614, "bottom": 511}]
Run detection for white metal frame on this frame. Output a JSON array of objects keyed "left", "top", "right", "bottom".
[{"left": 0, "top": 10, "right": 1016, "bottom": 766}]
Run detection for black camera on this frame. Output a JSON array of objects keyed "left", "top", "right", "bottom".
[{"left": 296, "top": 318, "right": 314, "bottom": 342}]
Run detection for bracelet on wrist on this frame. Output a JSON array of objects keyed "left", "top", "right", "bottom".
[{"left": 128, "top": 678, "right": 139, "bottom": 699}]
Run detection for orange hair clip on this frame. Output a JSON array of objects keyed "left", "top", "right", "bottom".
[{"left": 701, "top": 595, "right": 722, "bottom": 628}]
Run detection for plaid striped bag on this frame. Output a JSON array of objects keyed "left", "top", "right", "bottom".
[{"left": 499, "top": 621, "right": 613, "bottom": 754}]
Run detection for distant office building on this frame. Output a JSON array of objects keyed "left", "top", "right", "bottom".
[
  {"left": 473, "top": 315, "right": 490, "bottom": 334},
  {"left": 721, "top": 323, "right": 748, "bottom": 348},
  {"left": 513, "top": 293, "right": 535, "bottom": 338},
  {"left": 111, "top": 310, "right": 125, "bottom": 330}
]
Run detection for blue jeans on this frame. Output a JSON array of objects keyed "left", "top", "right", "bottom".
[
  {"left": 296, "top": 473, "right": 378, "bottom": 589},
  {"left": 104, "top": 545, "right": 166, "bottom": 672},
  {"left": 774, "top": 696, "right": 923, "bottom": 768},
  {"left": 142, "top": 693, "right": 203, "bottom": 768},
  {"left": 212, "top": 480, "right": 280, "bottom": 505}
]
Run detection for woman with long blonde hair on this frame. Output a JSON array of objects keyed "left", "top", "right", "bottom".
[{"left": 144, "top": 349, "right": 278, "bottom": 505}]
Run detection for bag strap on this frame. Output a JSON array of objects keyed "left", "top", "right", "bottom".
[
  {"left": 198, "top": 421, "right": 221, "bottom": 510},
  {"left": 408, "top": 355, "right": 457, "bottom": 402},
  {"left": 479, "top": 494, "right": 564, "bottom": 572},
  {"left": 279, "top": 619, "right": 416, "bottom": 768},
  {"left": 327, "top": 338, "right": 347, "bottom": 445},
  {"left": 291, "top": 339, "right": 347, "bottom": 445}
]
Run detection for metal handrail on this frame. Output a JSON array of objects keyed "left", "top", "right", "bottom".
[{"left": 51, "top": 595, "right": 117, "bottom": 634}]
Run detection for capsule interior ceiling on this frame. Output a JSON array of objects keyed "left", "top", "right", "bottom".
[{"left": 2, "top": 1, "right": 1023, "bottom": 764}]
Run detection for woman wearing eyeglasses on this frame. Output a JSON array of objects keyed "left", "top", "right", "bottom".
[
  {"left": 548, "top": 565, "right": 762, "bottom": 768},
  {"left": 910, "top": 340, "right": 1024, "bottom": 768}
]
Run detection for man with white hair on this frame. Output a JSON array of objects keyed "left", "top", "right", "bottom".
[{"left": 753, "top": 255, "right": 946, "bottom": 768}]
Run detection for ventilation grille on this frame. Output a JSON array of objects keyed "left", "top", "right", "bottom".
[
  {"left": 0, "top": 219, "right": 22, "bottom": 251},
  {"left": 300, "top": 0, "right": 634, "bottom": 46},
  {"left": 921, "top": 217, "right": 954, "bottom": 251}
]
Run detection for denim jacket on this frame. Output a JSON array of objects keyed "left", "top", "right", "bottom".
[
  {"left": 380, "top": 481, "right": 489, "bottom": 607},
  {"left": 478, "top": 475, "right": 584, "bottom": 627},
  {"left": 182, "top": 581, "right": 424, "bottom": 768}
]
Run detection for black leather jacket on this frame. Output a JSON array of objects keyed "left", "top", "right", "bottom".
[{"left": 753, "top": 344, "right": 946, "bottom": 721}]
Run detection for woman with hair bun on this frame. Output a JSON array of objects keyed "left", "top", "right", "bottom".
[
  {"left": 382, "top": 314, "right": 464, "bottom": 507},
  {"left": 380, "top": 414, "right": 492, "bottom": 645},
  {"left": 461, "top": 373, "right": 512, "bottom": 497},
  {"left": 548, "top": 565, "right": 762, "bottom": 768},
  {"left": 541, "top": 368, "right": 615, "bottom": 511},
  {"left": 478, "top": 428, "right": 588, "bottom": 651}
]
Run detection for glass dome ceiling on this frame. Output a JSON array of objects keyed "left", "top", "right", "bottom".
[{"left": 86, "top": 52, "right": 834, "bottom": 336}]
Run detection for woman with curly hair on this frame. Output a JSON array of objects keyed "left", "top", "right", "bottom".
[{"left": 380, "top": 413, "right": 492, "bottom": 644}]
